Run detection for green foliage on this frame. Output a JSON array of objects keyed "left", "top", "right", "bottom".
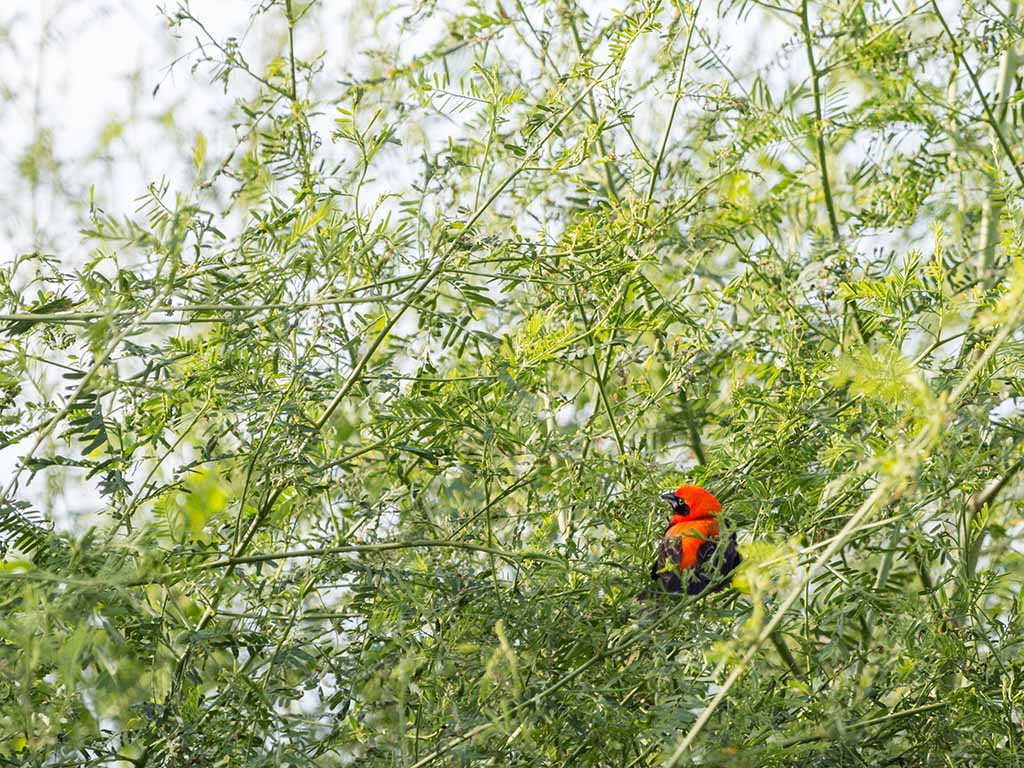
[{"left": 1, "top": 0, "right": 1024, "bottom": 765}]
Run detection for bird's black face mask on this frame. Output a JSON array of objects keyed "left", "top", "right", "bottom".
[{"left": 660, "top": 490, "right": 690, "bottom": 516}]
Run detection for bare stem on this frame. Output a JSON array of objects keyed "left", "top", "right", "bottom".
[{"left": 799, "top": 0, "right": 840, "bottom": 241}]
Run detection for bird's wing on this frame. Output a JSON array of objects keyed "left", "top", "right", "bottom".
[
  {"left": 721, "top": 533, "right": 742, "bottom": 573},
  {"left": 691, "top": 534, "right": 742, "bottom": 594},
  {"left": 651, "top": 535, "right": 684, "bottom": 593}
]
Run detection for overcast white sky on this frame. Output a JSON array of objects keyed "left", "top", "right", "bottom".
[
  {"left": 0, "top": 0, "right": 806, "bottom": 254},
  {"left": 1, "top": 3, "right": 252, "bottom": 523}
]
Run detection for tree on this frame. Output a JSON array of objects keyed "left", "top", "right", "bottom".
[{"left": 1, "top": 0, "right": 1023, "bottom": 764}]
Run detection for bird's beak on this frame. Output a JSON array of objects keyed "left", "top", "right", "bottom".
[{"left": 660, "top": 490, "right": 677, "bottom": 502}]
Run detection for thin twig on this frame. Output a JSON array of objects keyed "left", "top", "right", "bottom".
[{"left": 645, "top": 1, "right": 702, "bottom": 210}]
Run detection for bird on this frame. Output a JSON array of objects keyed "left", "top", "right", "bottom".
[{"left": 650, "top": 485, "right": 741, "bottom": 595}]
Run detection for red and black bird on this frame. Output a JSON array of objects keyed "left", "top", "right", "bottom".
[{"left": 650, "top": 485, "right": 741, "bottom": 595}]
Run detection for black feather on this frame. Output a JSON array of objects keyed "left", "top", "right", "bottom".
[
  {"left": 649, "top": 532, "right": 741, "bottom": 595},
  {"left": 650, "top": 536, "right": 683, "bottom": 593}
]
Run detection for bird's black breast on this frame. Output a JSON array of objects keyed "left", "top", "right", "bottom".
[{"left": 650, "top": 532, "right": 741, "bottom": 595}]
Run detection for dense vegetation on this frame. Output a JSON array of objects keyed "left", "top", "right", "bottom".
[{"left": 2, "top": 0, "right": 1023, "bottom": 764}]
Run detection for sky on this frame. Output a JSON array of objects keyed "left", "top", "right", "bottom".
[{"left": 1, "top": 2, "right": 242, "bottom": 525}]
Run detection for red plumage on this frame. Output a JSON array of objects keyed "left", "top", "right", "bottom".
[{"left": 650, "top": 485, "right": 739, "bottom": 595}]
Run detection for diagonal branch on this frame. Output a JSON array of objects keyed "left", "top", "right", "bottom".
[
  {"left": 930, "top": 0, "right": 1024, "bottom": 188},
  {"left": 182, "top": 58, "right": 622, "bottom": 641}
]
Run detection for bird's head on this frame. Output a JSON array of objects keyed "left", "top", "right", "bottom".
[{"left": 660, "top": 485, "right": 722, "bottom": 525}]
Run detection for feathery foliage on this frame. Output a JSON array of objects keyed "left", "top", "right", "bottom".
[{"left": 1, "top": 0, "right": 1024, "bottom": 765}]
